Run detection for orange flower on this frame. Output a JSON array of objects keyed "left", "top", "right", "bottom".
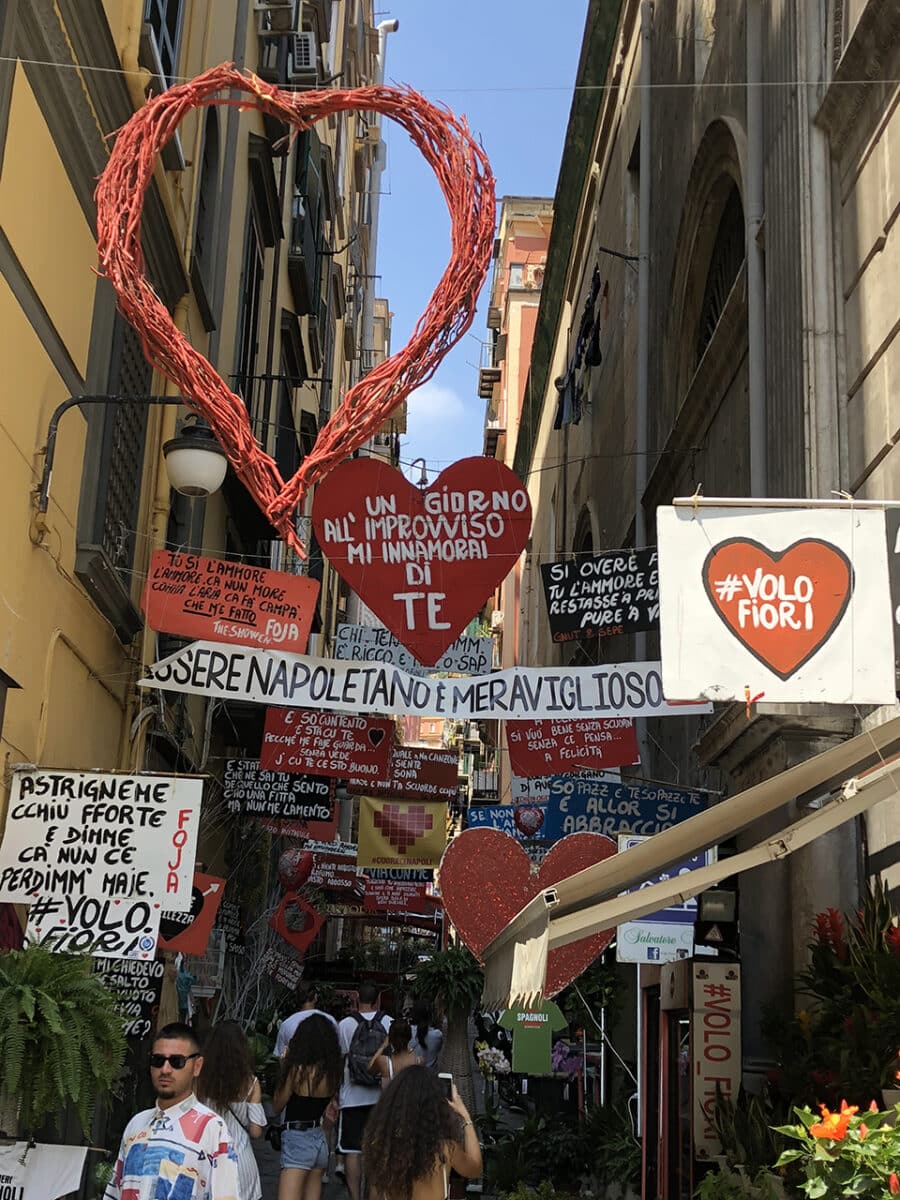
[
  {"left": 809, "top": 1100, "right": 857, "bottom": 1141},
  {"left": 859, "top": 1122, "right": 868, "bottom": 1139},
  {"left": 890, "top": 1174, "right": 899, "bottom": 1195}
]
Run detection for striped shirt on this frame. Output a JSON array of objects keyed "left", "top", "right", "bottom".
[{"left": 104, "top": 1094, "right": 239, "bottom": 1200}]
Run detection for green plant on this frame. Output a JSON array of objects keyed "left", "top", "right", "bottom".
[
  {"left": 581, "top": 1103, "right": 641, "bottom": 1191},
  {"left": 412, "top": 944, "right": 483, "bottom": 1111},
  {"left": 0, "top": 945, "right": 127, "bottom": 1135},
  {"left": 693, "top": 1164, "right": 791, "bottom": 1199},
  {"left": 774, "top": 1099, "right": 900, "bottom": 1198},
  {"left": 500, "top": 1179, "right": 580, "bottom": 1200},
  {"left": 558, "top": 957, "right": 623, "bottom": 1033},
  {"left": 712, "top": 1087, "right": 789, "bottom": 1176}
]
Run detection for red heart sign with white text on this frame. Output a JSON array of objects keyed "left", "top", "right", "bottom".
[
  {"left": 312, "top": 457, "right": 532, "bottom": 664},
  {"left": 95, "top": 67, "right": 495, "bottom": 552},
  {"left": 702, "top": 538, "right": 853, "bottom": 680},
  {"left": 439, "top": 828, "right": 617, "bottom": 997}
]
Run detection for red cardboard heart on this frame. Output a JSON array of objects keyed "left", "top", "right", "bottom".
[
  {"left": 439, "top": 828, "right": 617, "bottom": 997},
  {"left": 312, "top": 457, "right": 532, "bottom": 664},
  {"left": 95, "top": 66, "right": 495, "bottom": 551},
  {"left": 702, "top": 538, "right": 853, "bottom": 680}
]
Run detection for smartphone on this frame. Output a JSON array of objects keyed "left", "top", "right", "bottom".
[{"left": 438, "top": 1072, "right": 453, "bottom": 1099}]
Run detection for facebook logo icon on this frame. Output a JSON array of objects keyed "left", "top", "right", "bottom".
[{"left": 647, "top": 946, "right": 660, "bottom": 961}]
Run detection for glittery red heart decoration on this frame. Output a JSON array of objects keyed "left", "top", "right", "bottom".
[
  {"left": 373, "top": 804, "right": 435, "bottom": 854},
  {"left": 439, "top": 828, "right": 617, "bottom": 997},
  {"left": 95, "top": 65, "right": 495, "bottom": 551}
]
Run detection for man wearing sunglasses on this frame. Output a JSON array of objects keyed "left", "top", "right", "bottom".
[{"left": 104, "top": 1022, "right": 240, "bottom": 1199}]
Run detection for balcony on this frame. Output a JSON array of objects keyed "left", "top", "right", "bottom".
[
  {"left": 483, "top": 418, "right": 506, "bottom": 458},
  {"left": 478, "top": 366, "right": 501, "bottom": 401}
]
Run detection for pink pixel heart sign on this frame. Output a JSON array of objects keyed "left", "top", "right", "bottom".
[
  {"left": 439, "top": 827, "right": 617, "bottom": 997},
  {"left": 312, "top": 457, "right": 532, "bottom": 665}
]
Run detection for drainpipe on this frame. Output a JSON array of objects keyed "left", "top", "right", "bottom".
[
  {"left": 635, "top": 1, "right": 652, "bottom": 549},
  {"left": 746, "top": 0, "right": 767, "bottom": 496}
]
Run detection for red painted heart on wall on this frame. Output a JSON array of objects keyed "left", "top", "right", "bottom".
[
  {"left": 312, "top": 456, "right": 532, "bottom": 664},
  {"left": 95, "top": 65, "right": 495, "bottom": 551},
  {"left": 702, "top": 538, "right": 853, "bottom": 680},
  {"left": 439, "top": 828, "right": 617, "bottom": 997}
]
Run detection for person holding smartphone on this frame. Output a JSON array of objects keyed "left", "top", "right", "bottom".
[{"left": 362, "top": 1066, "right": 482, "bottom": 1200}]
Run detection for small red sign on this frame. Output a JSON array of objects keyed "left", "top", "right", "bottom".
[
  {"left": 348, "top": 746, "right": 458, "bottom": 801},
  {"left": 261, "top": 708, "right": 394, "bottom": 781},
  {"left": 364, "top": 876, "right": 431, "bottom": 914},
  {"left": 143, "top": 549, "right": 319, "bottom": 653},
  {"left": 310, "top": 855, "right": 364, "bottom": 894},
  {"left": 158, "top": 872, "right": 226, "bottom": 956},
  {"left": 506, "top": 717, "right": 639, "bottom": 778},
  {"left": 311, "top": 457, "right": 532, "bottom": 665}
]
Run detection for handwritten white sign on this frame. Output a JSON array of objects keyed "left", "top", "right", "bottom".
[
  {"left": 140, "top": 643, "right": 712, "bottom": 721},
  {"left": 334, "top": 624, "right": 492, "bottom": 676},
  {"left": 25, "top": 895, "right": 161, "bottom": 959},
  {"left": 0, "top": 769, "right": 202, "bottom": 910}
]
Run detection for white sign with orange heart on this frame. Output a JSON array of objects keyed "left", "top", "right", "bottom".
[{"left": 657, "top": 503, "right": 895, "bottom": 704}]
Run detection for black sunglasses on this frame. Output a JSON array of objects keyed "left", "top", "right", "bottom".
[{"left": 150, "top": 1052, "right": 200, "bottom": 1070}]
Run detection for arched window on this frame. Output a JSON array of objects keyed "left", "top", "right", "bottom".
[{"left": 695, "top": 184, "right": 745, "bottom": 365}]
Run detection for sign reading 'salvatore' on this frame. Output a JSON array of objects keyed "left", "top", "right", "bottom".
[
  {"left": 312, "top": 457, "right": 532, "bottom": 665},
  {"left": 140, "top": 643, "right": 712, "bottom": 720}
]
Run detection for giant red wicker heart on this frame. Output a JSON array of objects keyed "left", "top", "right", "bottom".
[
  {"left": 439, "top": 828, "right": 617, "bottom": 997},
  {"left": 95, "top": 65, "right": 495, "bottom": 552},
  {"left": 312, "top": 456, "right": 532, "bottom": 664}
]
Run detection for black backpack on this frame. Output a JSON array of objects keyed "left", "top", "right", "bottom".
[{"left": 346, "top": 1011, "right": 389, "bottom": 1087}]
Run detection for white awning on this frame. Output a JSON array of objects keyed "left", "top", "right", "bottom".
[{"left": 481, "top": 715, "right": 900, "bottom": 1008}]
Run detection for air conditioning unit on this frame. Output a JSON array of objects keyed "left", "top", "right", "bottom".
[{"left": 289, "top": 32, "right": 318, "bottom": 83}]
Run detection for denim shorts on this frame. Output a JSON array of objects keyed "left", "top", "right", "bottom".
[{"left": 281, "top": 1125, "right": 329, "bottom": 1171}]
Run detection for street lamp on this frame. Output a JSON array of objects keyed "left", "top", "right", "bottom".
[
  {"left": 408, "top": 456, "right": 429, "bottom": 487},
  {"left": 36, "top": 394, "right": 228, "bottom": 515}
]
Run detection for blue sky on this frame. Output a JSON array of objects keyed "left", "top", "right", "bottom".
[{"left": 375, "top": 1, "right": 589, "bottom": 482}]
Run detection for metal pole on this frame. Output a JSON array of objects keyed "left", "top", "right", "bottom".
[{"left": 37, "top": 394, "right": 180, "bottom": 514}]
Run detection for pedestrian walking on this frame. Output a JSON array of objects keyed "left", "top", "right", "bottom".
[
  {"left": 104, "top": 1022, "right": 239, "bottom": 1200},
  {"left": 275, "top": 981, "right": 339, "bottom": 1058},
  {"left": 408, "top": 1000, "right": 444, "bottom": 1070},
  {"left": 368, "top": 1019, "right": 423, "bottom": 1086},
  {"left": 272, "top": 1013, "right": 343, "bottom": 1200},
  {"left": 196, "top": 1020, "right": 267, "bottom": 1200},
  {"left": 362, "top": 1066, "right": 482, "bottom": 1200},
  {"left": 336, "top": 982, "right": 392, "bottom": 1200}
]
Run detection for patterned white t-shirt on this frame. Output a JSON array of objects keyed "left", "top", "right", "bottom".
[
  {"left": 103, "top": 1094, "right": 239, "bottom": 1200},
  {"left": 0, "top": 1142, "right": 87, "bottom": 1200}
]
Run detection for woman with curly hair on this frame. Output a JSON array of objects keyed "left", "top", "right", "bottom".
[
  {"left": 196, "top": 1020, "right": 266, "bottom": 1200},
  {"left": 273, "top": 1013, "right": 343, "bottom": 1200},
  {"left": 362, "top": 1065, "right": 482, "bottom": 1200}
]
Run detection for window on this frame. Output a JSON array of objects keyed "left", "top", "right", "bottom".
[
  {"left": 234, "top": 208, "right": 265, "bottom": 421},
  {"left": 191, "top": 110, "right": 220, "bottom": 331},
  {"left": 509, "top": 263, "right": 524, "bottom": 288},
  {"left": 144, "top": 0, "right": 184, "bottom": 86},
  {"left": 695, "top": 184, "right": 745, "bottom": 365}
]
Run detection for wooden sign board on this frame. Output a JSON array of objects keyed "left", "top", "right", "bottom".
[
  {"left": 506, "top": 717, "right": 639, "bottom": 778},
  {"left": 143, "top": 549, "right": 318, "bottom": 653},
  {"left": 223, "top": 759, "right": 337, "bottom": 838},
  {"left": 348, "top": 746, "right": 458, "bottom": 800},
  {"left": 260, "top": 709, "right": 394, "bottom": 781},
  {"left": 312, "top": 457, "right": 531, "bottom": 665},
  {"left": 540, "top": 547, "right": 659, "bottom": 643}
]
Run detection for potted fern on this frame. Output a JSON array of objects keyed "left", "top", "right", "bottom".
[
  {"left": 0, "top": 943, "right": 127, "bottom": 1137},
  {"left": 412, "top": 943, "right": 484, "bottom": 1112}
]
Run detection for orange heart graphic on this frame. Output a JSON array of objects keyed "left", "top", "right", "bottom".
[
  {"left": 95, "top": 66, "right": 495, "bottom": 552},
  {"left": 702, "top": 538, "right": 854, "bottom": 679}
]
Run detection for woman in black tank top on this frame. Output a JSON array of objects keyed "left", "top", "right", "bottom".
[{"left": 273, "top": 1014, "right": 342, "bottom": 1200}]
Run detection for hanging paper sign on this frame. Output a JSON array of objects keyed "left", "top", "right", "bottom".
[
  {"left": 312, "top": 457, "right": 532, "bottom": 665},
  {"left": 215, "top": 900, "right": 246, "bottom": 955},
  {"left": 158, "top": 872, "right": 226, "bottom": 956},
  {"left": 223, "top": 759, "right": 338, "bottom": 836},
  {"left": 541, "top": 547, "right": 659, "bottom": 642},
  {"left": 335, "top": 624, "right": 493, "bottom": 676},
  {"left": 142, "top": 645, "right": 713, "bottom": 720},
  {"left": 0, "top": 769, "right": 202, "bottom": 910},
  {"left": 367, "top": 867, "right": 434, "bottom": 881},
  {"left": 25, "top": 895, "right": 161, "bottom": 959},
  {"left": 348, "top": 746, "right": 458, "bottom": 800},
  {"left": 543, "top": 776, "right": 707, "bottom": 841},
  {"left": 94, "top": 957, "right": 165, "bottom": 1039},
  {"left": 357, "top": 797, "right": 448, "bottom": 869},
  {"left": 510, "top": 775, "right": 556, "bottom": 803},
  {"left": 364, "top": 876, "right": 431, "bottom": 914},
  {"left": 657, "top": 503, "right": 895, "bottom": 703},
  {"left": 261, "top": 708, "right": 394, "bottom": 781},
  {"left": 467, "top": 804, "right": 548, "bottom": 842},
  {"left": 259, "top": 945, "right": 304, "bottom": 989},
  {"left": 309, "top": 855, "right": 365, "bottom": 894},
  {"left": 143, "top": 549, "right": 319, "bottom": 653},
  {"left": 506, "top": 717, "right": 639, "bottom": 778},
  {"left": 293, "top": 838, "right": 359, "bottom": 858},
  {"left": 270, "top": 891, "right": 324, "bottom": 953}
]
